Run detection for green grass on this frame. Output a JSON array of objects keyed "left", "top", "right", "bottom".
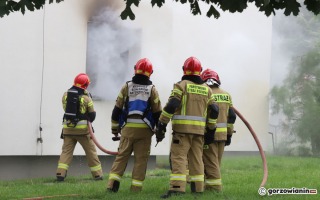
[{"left": 0, "top": 156, "right": 319, "bottom": 199}]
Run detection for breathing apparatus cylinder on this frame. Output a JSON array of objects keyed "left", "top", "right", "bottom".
[{"left": 64, "top": 88, "right": 80, "bottom": 126}]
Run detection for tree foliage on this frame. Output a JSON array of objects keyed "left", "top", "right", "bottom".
[
  {"left": 120, "top": 0, "right": 320, "bottom": 20},
  {"left": 270, "top": 12, "right": 320, "bottom": 155},
  {"left": 0, "top": 0, "right": 63, "bottom": 18},
  {"left": 0, "top": 0, "right": 320, "bottom": 19}
]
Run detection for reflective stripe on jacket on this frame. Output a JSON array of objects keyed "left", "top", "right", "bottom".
[
  {"left": 160, "top": 80, "right": 216, "bottom": 135},
  {"left": 127, "top": 82, "right": 153, "bottom": 116},
  {"left": 211, "top": 87, "right": 233, "bottom": 141},
  {"left": 62, "top": 91, "right": 94, "bottom": 135},
  {"left": 118, "top": 82, "right": 156, "bottom": 130}
]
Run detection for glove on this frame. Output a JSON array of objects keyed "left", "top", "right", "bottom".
[
  {"left": 204, "top": 128, "right": 216, "bottom": 145},
  {"left": 112, "top": 134, "right": 120, "bottom": 141},
  {"left": 156, "top": 121, "right": 167, "bottom": 143},
  {"left": 225, "top": 135, "right": 232, "bottom": 146},
  {"left": 111, "top": 126, "right": 120, "bottom": 141}
]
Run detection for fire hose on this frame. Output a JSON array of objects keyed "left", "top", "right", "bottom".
[
  {"left": 88, "top": 122, "right": 118, "bottom": 155},
  {"left": 233, "top": 107, "right": 268, "bottom": 187}
]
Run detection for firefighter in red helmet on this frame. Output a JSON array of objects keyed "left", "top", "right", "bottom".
[
  {"left": 107, "top": 58, "right": 162, "bottom": 192},
  {"left": 156, "top": 57, "right": 219, "bottom": 198},
  {"left": 56, "top": 73, "right": 103, "bottom": 182},
  {"left": 200, "top": 68, "right": 236, "bottom": 192}
]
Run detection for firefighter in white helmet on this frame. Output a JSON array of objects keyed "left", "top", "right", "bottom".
[
  {"left": 56, "top": 73, "right": 103, "bottom": 182},
  {"left": 200, "top": 68, "right": 236, "bottom": 192},
  {"left": 107, "top": 58, "right": 162, "bottom": 192},
  {"left": 156, "top": 57, "right": 219, "bottom": 198}
]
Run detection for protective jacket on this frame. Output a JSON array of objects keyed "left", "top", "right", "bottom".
[
  {"left": 62, "top": 86, "right": 95, "bottom": 135},
  {"left": 112, "top": 75, "right": 161, "bottom": 132},
  {"left": 159, "top": 77, "right": 216, "bottom": 135},
  {"left": 107, "top": 74, "right": 162, "bottom": 192},
  {"left": 203, "top": 85, "right": 235, "bottom": 192},
  {"left": 57, "top": 86, "right": 102, "bottom": 181},
  {"left": 210, "top": 86, "right": 234, "bottom": 141},
  {"left": 158, "top": 75, "right": 218, "bottom": 194}
]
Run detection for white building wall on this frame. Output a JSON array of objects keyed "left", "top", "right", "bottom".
[
  {"left": 0, "top": 0, "right": 271, "bottom": 156},
  {"left": 123, "top": 1, "right": 272, "bottom": 153},
  {"left": 0, "top": 0, "right": 94, "bottom": 155}
]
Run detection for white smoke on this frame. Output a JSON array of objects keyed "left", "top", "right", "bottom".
[
  {"left": 86, "top": 8, "right": 140, "bottom": 100},
  {"left": 269, "top": 7, "right": 320, "bottom": 149}
]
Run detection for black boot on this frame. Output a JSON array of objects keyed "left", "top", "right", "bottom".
[
  {"left": 160, "top": 190, "right": 185, "bottom": 199},
  {"left": 56, "top": 176, "right": 65, "bottom": 182},
  {"left": 56, "top": 171, "right": 67, "bottom": 182},
  {"left": 191, "top": 182, "right": 203, "bottom": 194},
  {"left": 107, "top": 180, "right": 120, "bottom": 193},
  {"left": 94, "top": 175, "right": 103, "bottom": 181},
  {"left": 191, "top": 182, "right": 196, "bottom": 193}
]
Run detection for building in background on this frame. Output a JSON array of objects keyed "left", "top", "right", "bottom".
[{"left": 0, "top": 0, "right": 271, "bottom": 180}]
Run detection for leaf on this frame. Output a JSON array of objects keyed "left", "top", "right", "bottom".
[
  {"left": 127, "top": 0, "right": 140, "bottom": 7},
  {"left": 258, "top": 4, "right": 275, "bottom": 16},
  {"left": 151, "top": 0, "right": 165, "bottom": 7},
  {"left": 258, "top": 0, "right": 284, "bottom": 16},
  {"left": 206, "top": 5, "right": 220, "bottom": 19},
  {"left": 304, "top": 0, "right": 320, "bottom": 15},
  {"left": 4, "top": 0, "right": 18, "bottom": 12},
  {"left": 25, "top": 0, "right": 35, "bottom": 12},
  {"left": 20, "top": 5, "right": 25, "bottom": 15},
  {"left": 0, "top": 6, "right": 10, "bottom": 18},
  {"left": 218, "top": 0, "right": 248, "bottom": 13},
  {"left": 252, "top": 0, "right": 265, "bottom": 8},
  {"left": 190, "top": 0, "right": 201, "bottom": 15},
  {"left": 49, "top": 0, "right": 64, "bottom": 4},
  {"left": 12, "top": 1, "right": 20, "bottom": 11},
  {"left": 283, "top": 0, "right": 300, "bottom": 16},
  {"left": 32, "top": 0, "right": 45, "bottom": 9},
  {"left": 120, "top": 6, "right": 135, "bottom": 20}
]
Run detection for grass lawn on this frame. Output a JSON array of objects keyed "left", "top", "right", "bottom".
[{"left": 0, "top": 156, "right": 319, "bottom": 199}]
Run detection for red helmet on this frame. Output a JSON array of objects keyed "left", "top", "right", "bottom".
[
  {"left": 74, "top": 73, "right": 90, "bottom": 89},
  {"left": 134, "top": 58, "right": 153, "bottom": 77},
  {"left": 183, "top": 57, "right": 202, "bottom": 76},
  {"left": 200, "top": 69, "right": 221, "bottom": 85}
]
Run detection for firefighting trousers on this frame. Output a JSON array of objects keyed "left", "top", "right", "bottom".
[
  {"left": 56, "top": 135, "right": 103, "bottom": 178},
  {"left": 203, "top": 141, "right": 225, "bottom": 191},
  {"left": 107, "top": 127, "right": 152, "bottom": 191},
  {"left": 169, "top": 132, "right": 205, "bottom": 193}
]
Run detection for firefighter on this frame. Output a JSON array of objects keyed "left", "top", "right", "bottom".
[
  {"left": 56, "top": 73, "right": 103, "bottom": 182},
  {"left": 107, "top": 58, "right": 162, "bottom": 192},
  {"left": 156, "top": 57, "right": 219, "bottom": 198},
  {"left": 200, "top": 68, "right": 236, "bottom": 192}
]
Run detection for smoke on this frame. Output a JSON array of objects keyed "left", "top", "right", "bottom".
[
  {"left": 270, "top": 9, "right": 318, "bottom": 87},
  {"left": 269, "top": 7, "right": 320, "bottom": 152},
  {"left": 85, "top": 2, "right": 274, "bottom": 152},
  {"left": 86, "top": 8, "right": 140, "bottom": 100}
]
